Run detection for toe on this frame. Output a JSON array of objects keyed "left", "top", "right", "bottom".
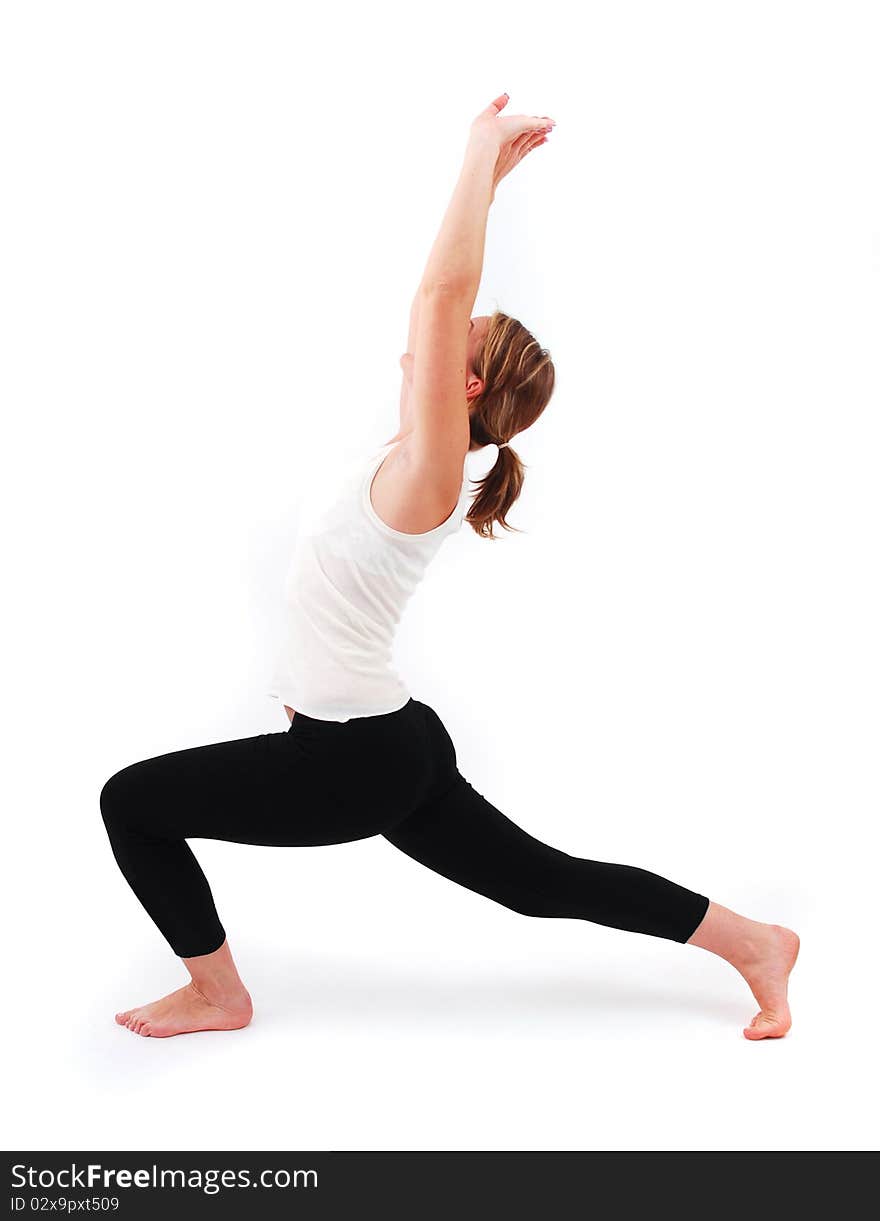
[{"left": 743, "top": 1011, "right": 788, "bottom": 1040}]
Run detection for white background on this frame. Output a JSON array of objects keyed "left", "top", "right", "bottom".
[{"left": 2, "top": 0, "right": 877, "bottom": 1152}]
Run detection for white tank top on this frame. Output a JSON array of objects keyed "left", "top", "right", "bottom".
[{"left": 267, "top": 440, "right": 473, "bottom": 721}]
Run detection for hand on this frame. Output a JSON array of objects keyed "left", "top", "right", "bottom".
[
  {"left": 490, "top": 126, "right": 553, "bottom": 199},
  {"left": 469, "top": 92, "right": 555, "bottom": 152}
]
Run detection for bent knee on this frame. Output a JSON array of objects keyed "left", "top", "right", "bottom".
[{"left": 99, "top": 763, "right": 146, "bottom": 832}]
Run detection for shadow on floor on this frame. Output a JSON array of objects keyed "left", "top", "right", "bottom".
[{"left": 240, "top": 948, "right": 746, "bottom": 1032}]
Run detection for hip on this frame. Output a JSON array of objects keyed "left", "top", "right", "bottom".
[{"left": 285, "top": 696, "right": 459, "bottom": 811}]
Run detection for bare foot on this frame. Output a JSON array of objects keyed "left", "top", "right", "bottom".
[
  {"left": 115, "top": 981, "right": 253, "bottom": 1038},
  {"left": 735, "top": 925, "right": 800, "bottom": 1041}
]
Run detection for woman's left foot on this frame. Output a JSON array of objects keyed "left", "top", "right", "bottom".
[{"left": 115, "top": 981, "right": 253, "bottom": 1038}]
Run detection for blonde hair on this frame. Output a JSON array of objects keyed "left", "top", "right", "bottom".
[{"left": 466, "top": 310, "right": 556, "bottom": 539}]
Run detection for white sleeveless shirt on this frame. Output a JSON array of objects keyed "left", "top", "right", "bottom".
[{"left": 267, "top": 440, "right": 474, "bottom": 721}]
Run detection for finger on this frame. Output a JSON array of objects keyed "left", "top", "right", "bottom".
[
  {"left": 509, "top": 127, "right": 544, "bottom": 154},
  {"left": 512, "top": 140, "right": 540, "bottom": 166},
  {"left": 507, "top": 116, "right": 556, "bottom": 141},
  {"left": 505, "top": 132, "right": 533, "bottom": 157},
  {"left": 521, "top": 136, "right": 548, "bottom": 159},
  {"left": 516, "top": 130, "right": 546, "bottom": 154},
  {"left": 515, "top": 136, "right": 547, "bottom": 166},
  {"left": 486, "top": 91, "right": 510, "bottom": 114}
]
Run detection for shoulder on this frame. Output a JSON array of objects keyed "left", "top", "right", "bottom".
[
  {"left": 392, "top": 432, "right": 470, "bottom": 495},
  {"left": 369, "top": 435, "right": 469, "bottom": 535}
]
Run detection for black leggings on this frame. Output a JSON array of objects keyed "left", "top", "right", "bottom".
[{"left": 99, "top": 697, "right": 710, "bottom": 958}]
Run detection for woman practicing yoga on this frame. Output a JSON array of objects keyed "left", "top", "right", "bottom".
[{"left": 100, "top": 93, "right": 799, "bottom": 1040}]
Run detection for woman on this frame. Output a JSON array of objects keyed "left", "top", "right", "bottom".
[{"left": 100, "top": 93, "right": 799, "bottom": 1041}]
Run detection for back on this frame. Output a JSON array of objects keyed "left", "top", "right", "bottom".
[{"left": 267, "top": 440, "right": 473, "bottom": 722}]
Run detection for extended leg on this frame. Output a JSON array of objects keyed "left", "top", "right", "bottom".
[
  {"left": 383, "top": 769, "right": 710, "bottom": 942},
  {"left": 383, "top": 765, "right": 799, "bottom": 1038}
]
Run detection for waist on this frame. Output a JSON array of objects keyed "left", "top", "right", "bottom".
[
  {"left": 272, "top": 665, "right": 410, "bottom": 724},
  {"left": 286, "top": 695, "right": 417, "bottom": 730}
]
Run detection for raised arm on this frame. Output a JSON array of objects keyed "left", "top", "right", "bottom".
[
  {"left": 409, "top": 148, "right": 497, "bottom": 471},
  {"left": 396, "top": 98, "right": 554, "bottom": 441},
  {"left": 410, "top": 96, "right": 553, "bottom": 459},
  {"left": 377, "top": 94, "right": 554, "bottom": 533},
  {"left": 395, "top": 129, "right": 495, "bottom": 452}
]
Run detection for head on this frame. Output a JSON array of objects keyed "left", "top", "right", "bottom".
[{"left": 464, "top": 310, "right": 556, "bottom": 539}]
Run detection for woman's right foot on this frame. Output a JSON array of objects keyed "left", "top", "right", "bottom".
[
  {"left": 733, "top": 924, "right": 800, "bottom": 1040},
  {"left": 115, "top": 981, "right": 253, "bottom": 1038}
]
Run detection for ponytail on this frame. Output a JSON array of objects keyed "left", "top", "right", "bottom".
[
  {"left": 466, "top": 444, "right": 525, "bottom": 540},
  {"left": 465, "top": 310, "right": 556, "bottom": 539}
]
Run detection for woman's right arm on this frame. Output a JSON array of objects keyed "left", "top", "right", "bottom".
[
  {"left": 378, "top": 96, "right": 553, "bottom": 529},
  {"left": 399, "top": 100, "right": 552, "bottom": 397},
  {"left": 409, "top": 99, "right": 554, "bottom": 469},
  {"left": 394, "top": 135, "right": 495, "bottom": 450}
]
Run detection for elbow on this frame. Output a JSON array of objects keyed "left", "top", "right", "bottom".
[{"left": 418, "top": 277, "right": 475, "bottom": 300}]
